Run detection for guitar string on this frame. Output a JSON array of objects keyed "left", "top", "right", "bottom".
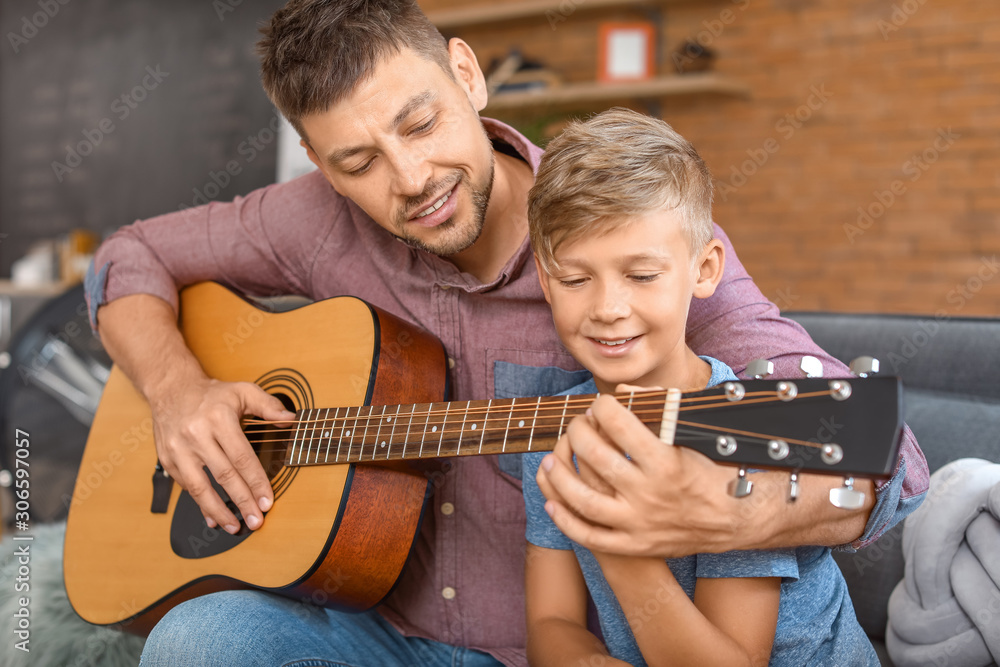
[
  {"left": 242, "top": 389, "right": 833, "bottom": 431},
  {"left": 240, "top": 391, "right": 835, "bottom": 458},
  {"left": 241, "top": 390, "right": 834, "bottom": 441},
  {"left": 241, "top": 424, "right": 816, "bottom": 464}
]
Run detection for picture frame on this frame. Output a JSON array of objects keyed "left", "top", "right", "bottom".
[{"left": 598, "top": 22, "right": 655, "bottom": 82}]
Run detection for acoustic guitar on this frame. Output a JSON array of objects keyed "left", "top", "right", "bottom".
[{"left": 63, "top": 281, "right": 903, "bottom": 635}]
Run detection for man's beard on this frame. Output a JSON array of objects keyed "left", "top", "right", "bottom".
[{"left": 393, "top": 157, "right": 496, "bottom": 258}]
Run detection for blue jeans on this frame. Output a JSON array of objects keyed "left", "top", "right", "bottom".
[{"left": 139, "top": 590, "right": 505, "bottom": 667}]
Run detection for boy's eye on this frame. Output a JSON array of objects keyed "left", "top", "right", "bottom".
[
  {"left": 629, "top": 273, "right": 660, "bottom": 283},
  {"left": 558, "top": 277, "right": 587, "bottom": 288}
]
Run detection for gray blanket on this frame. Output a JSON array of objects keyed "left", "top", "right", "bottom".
[{"left": 887, "top": 458, "right": 1000, "bottom": 667}]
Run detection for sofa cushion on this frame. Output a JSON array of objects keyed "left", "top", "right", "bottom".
[{"left": 786, "top": 312, "right": 1000, "bottom": 646}]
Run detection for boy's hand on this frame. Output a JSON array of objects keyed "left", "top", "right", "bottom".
[{"left": 536, "top": 393, "right": 745, "bottom": 558}]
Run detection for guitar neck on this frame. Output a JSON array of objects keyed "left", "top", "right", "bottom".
[
  {"left": 284, "top": 393, "right": 644, "bottom": 464},
  {"left": 265, "top": 376, "right": 902, "bottom": 479}
]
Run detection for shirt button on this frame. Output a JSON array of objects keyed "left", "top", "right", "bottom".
[
  {"left": 447, "top": 357, "right": 456, "bottom": 370},
  {"left": 442, "top": 586, "right": 456, "bottom": 600},
  {"left": 441, "top": 502, "right": 455, "bottom": 516}
]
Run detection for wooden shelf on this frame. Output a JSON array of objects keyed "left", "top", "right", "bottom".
[
  {"left": 483, "top": 74, "right": 750, "bottom": 112},
  {"left": 426, "top": 0, "right": 660, "bottom": 30}
]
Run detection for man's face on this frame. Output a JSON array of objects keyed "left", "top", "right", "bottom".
[
  {"left": 537, "top": 213, "right": 705, "bottom": 393},
  {"left": 301, "top": 46, "right": 495, "bottom": 257}
]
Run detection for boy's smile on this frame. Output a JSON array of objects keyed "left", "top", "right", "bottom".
[{"left": 537, "top": 212, "right": 723, "bottom": 394}]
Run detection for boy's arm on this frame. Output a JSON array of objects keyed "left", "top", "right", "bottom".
[
  {"left": 525, "top": 545, "right": 629, "bottom": 667},
  {"left": 597, "top": 553, "right": 780, "bottom": 667}
]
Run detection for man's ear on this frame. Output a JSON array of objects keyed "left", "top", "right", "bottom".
[
  {"left": 301, "top": 139, "right": 342, "bottom": 195},
  {"left": 692, "top": 239, "right": 725, "bottom": 299},
  {"left": 533, "top": 254, "right": 553, "bottom": 305},
  {"left": 447, "top": 38, "right": 488, "bottom": 112}
]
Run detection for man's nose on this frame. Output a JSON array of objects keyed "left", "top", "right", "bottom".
[{"left": 388, "top": 148, "right": 433, "bottom": 198}]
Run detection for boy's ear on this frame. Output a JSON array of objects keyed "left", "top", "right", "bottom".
[
  {"left": 447, "top": 38, "right": 488, "bottom": 112},
  {"left": 692, "top": 239, "right": 725, "bottom": 300},
  {"left": 533, "top": 255, "right": 553, "bottom": 304}
]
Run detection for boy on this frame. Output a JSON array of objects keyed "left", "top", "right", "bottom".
[{"left": 519, "top": 108, "right": 877, "bottom": 666}]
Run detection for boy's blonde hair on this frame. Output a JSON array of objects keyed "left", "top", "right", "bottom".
[{"left": 529, "top": 108, "right": 714, "bottom": 272}]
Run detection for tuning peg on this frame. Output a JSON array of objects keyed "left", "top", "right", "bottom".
[
  {"left": 829, "top": 476, "right": 866, "bottom": 510},
  {"left": 728, "top": 468, "right": 753, "bottom": 498},
  {"left": 799, "top": 355, "right": 824, "bottom": 378},
  {"left": 788, "top": 472, "right": 799, "bottom": 502},
  {"left": 849, "top": 356, "right": 880, "bottom": 377},
  {"left": 746, "top": 359, "right": 774, "bottom": 380}
]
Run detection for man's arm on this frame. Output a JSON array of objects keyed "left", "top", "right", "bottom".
[
  {"left": 685, "top": 223, "right": 928, "bottom": 549},
  {"left": 86, "top": 177, "right": 330, "bottom": 531},
  {"left": 97, "top": 294, "right": 295, "bottom": 533},
  {"left": 536, "top": 393, "right": 894, "bottom": 558}
]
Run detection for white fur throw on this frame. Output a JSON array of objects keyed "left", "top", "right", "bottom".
[
  {"left": 0, "top": 521, "right": 145, "bottom": 666},
  {"left": 887, "top": 458, "right": 1000, "bottom": 667}
]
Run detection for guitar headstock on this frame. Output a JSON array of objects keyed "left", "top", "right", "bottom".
[
  {"left": 663, "top": 356, "right": 903, "bottom": 509},
  {"left": 675, "top": 375, "right": 902, "bottom": 478}
]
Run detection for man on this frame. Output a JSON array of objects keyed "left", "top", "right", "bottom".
[{"left": 86, "top": 1, "right": 927, "bottom": 665}]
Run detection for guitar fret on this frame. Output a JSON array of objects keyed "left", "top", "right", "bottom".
[
  {"left": 298, "top": 409, "right": 309, "bottom": 464},
  {"left": 501, "top": 399, "right": 513, "bottom": 453},
  {"left": 557, "top": 395, "right": 569, "bottom": 438},
  {"left": 527, "top": 397, "right": 541, "bottom": 451},
  {"left": 324, "top": 407, "right": 338, "bottom": 463},
  {"left": 352, "top": 406, "right": 369, "bottom": 463},
  {"left": 417, "top": 403, "right": 434, "bottom": 457},
  {"left": 437, "top": 403, "right": 450, "bottom": 457},
  {"left": 313, "top": 410, "right": 325, "bottom": 464},
  {"left": 368, "top": 406, "right": 382, "bottom": 461},
  {"left": 456, "top": 400, "right": 470, "bottom": 456},
  {"left": 290, "top": 410, "right": 303, "bottom": 464},
  {"left": 386, "top": 404, "right": 401, "bottom": 460},
  {"left": 335, "top": 406, "right": 350, "bottom": 463},
  {"left": 401, "top": 403, "right": 415, "bottom": 460},
  {"left": 478, "top": 399, "right": 491, "bottom": 454},
  {"left": 358, "top": 406, "right": 375, "bottom": 461}
]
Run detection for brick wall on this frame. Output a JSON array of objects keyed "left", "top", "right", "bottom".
[{"left": 422, "top": 0, "right": 1000, "bottom": 316}]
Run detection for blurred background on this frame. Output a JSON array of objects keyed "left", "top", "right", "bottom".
[
  {"left": 2, "top": 0, "right": 997, "bottom": 317},
  {"left": 0, "top": 0, "right": 997, "bottom": 525}
]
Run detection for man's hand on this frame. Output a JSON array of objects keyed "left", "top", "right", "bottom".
[
  {"left": 96, "top": 293, "right": 296, "bottom": 535},
  {"left": 537, "top": 393, "right": 749, "bottom": 558},
  {"left": 538, "top": 390, "right": 875, "bottom": 557},
  {"left": 150, "top": 377, "right": 295, "bottom": 534}
]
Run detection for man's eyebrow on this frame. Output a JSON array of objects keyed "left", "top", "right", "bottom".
[{"left": 325, "top": 91, "right": 437, "bottom": 167}]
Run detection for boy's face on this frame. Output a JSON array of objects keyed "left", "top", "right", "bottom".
[
  {"left": 537, "top": 212, "right": 722, "bottom": 393},
  {"left": 300, "top": 43, "right": 495, "bottom": 258}
]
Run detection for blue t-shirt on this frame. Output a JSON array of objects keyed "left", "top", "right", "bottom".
[{"left": 519, "top": 356, "right": 878, "bottom": 666}]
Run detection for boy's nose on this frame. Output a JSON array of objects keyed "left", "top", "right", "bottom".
[{"left": 591, "top": 284, "right": 630, "bottom": 322}]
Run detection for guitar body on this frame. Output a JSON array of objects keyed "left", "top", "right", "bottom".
[{"left": 63, "top": 282, "right": 448, "bottom": 634}]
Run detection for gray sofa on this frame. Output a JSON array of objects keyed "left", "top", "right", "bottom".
[{"left": 786, "top": 312, "right": 1000, "bottom": 666}]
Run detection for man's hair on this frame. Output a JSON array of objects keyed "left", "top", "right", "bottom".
[
  {"left": 258, "top": 0, "right": 452, "bottom": 138},
  {"left": 529, "top": 108, "right": 714, "bottom": 273}
]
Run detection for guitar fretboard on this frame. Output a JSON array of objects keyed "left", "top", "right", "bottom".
[{"left": 284, "top": 394, "right": 662, "bottom": 465}]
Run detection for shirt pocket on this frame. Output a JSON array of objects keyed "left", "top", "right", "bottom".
[{"left": 486, "top": 348, "right": 588, "bottom": 522}]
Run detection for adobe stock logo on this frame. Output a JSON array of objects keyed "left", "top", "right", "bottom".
[
  {"left": 7, "top": 0, "right": 72, "bottom": 54},
  {"left": 50, "top": 65, "right": 170, "bottom": 182}
]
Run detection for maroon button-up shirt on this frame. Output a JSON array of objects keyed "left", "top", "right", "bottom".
[{"left": 88, "top": 118, "right": 927, "bottom": 666}]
